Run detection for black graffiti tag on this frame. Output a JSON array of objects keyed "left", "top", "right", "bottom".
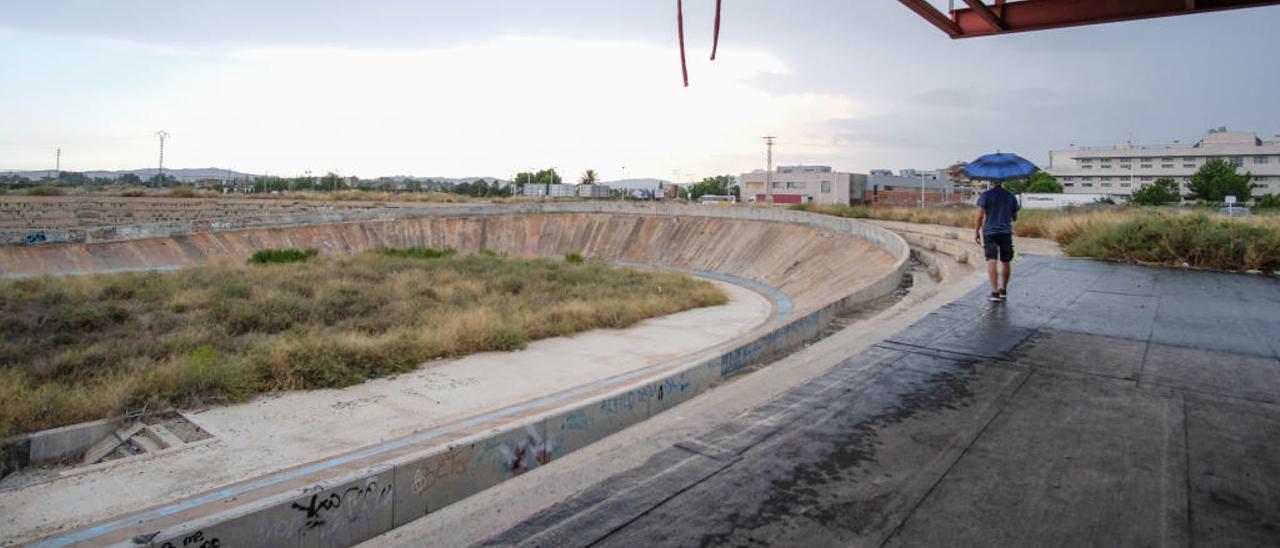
[{"left": 291, "top": 493, "right": 342, "bottom": 530}]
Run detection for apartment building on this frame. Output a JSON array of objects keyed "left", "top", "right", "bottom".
[
  {"left": 1046, "top": 129, "right": 1280, "bottom": 200},
  {"left": 739, "top": 166, "right": 867, "bottom": 205}
]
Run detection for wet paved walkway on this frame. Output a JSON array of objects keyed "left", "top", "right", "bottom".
[{"left": 481, "top": 256, "right": 1280, "bottom": 547}]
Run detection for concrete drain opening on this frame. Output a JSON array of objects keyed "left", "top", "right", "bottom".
[{"left": 1, "top": 410, "right": 213, "bottom": 491}]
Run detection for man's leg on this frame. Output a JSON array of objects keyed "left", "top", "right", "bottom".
[
  {"left": 1001, "top": 260, "right": 1012, "bottom": 291},
  {"left": 999, "top": 233, "right": 1014, "bottom": 291},
  {"left": 983, "top": 234, "right": 1000, "bottom": 293}
]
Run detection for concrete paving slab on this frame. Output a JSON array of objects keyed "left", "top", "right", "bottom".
[
  {"left": 1012, "top": 331, "right": 1147, "bottom": 381},
  {"left": 1046, "top": 290, "right": 1158, "bottom": 341},
  {"left": 1184, "top": 393, "right": 1280, "bottom": 546},
  {"left": 885, "top": 370, "right": 1186, "bottom": 548},
  {"left": 1142, "top": 343, "right": 1280, "bottom": 404}
]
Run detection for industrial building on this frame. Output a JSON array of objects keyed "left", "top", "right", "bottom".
[
  {"left": 1046, "top": 129, "right": 1280, "bottom": 200},
  {"left": 739, "top": 166, "right": 867, "bottom": 205},
  {"left": 865, "top": 169, "right": 964, "bottom": 206}
]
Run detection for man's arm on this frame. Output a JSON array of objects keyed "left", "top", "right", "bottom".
[{"left": 974, "top": 208, "right": 985, "bottom": 244}]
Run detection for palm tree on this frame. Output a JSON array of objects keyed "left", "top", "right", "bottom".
[{"left": 579, "top": 169, "right": 599, "bottom": 185}]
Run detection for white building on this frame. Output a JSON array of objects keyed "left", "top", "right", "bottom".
[
  {"left": 1046, "top": 129, "right": 1280, "bottom": 200},
  {"left": 739, "top": 166, "right": 867, "bottom": 205}
]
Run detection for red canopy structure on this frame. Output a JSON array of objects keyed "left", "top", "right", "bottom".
[{"left": 899, "top": 0, "right": 1280, "bottom": 38}]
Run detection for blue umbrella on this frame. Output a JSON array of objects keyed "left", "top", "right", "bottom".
[{"left": 963, "top": 152, "right": 1039, "bottom": 183}]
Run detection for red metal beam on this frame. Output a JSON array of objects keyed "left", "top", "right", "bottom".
[
  {"left": 897, "top": 0, "right": 961, "bottom": 37},
  {"left": 934, "top": 0, "right": 1280, "bottom": 38},
  {"left": 962, "top": 0, "right": 1007, "bottom": 30}
]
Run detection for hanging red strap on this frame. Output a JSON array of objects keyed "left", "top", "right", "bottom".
[
  {"left": 711, "top": 0, "right": 722, "bottom": 60},
  {"left": 677, "top": 0, "right": 689, "bottom": 87}
]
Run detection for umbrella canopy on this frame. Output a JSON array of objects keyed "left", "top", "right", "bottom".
[{"left": 963, "top": 152, "right": 1039, "bottom": 183}]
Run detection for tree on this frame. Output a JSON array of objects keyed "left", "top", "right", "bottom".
[
  {"left": 1002, "top": 179, "right": 1027, "bottom": 194},
  {"left": 1129, "top": 178, "right": 1182, "bottom": 206},
  {"left": 1256, "top": 194, "right": 1280, "bottom": 210},
  {"left": 119, "top": 173, "right": 143, "bottom": 186},
  {"left": 1025, "top": 172, "right": 1063, "bottom": 193},
  {"left": 535, "top": 168, "right": 562, "bottom": 186},
  {"left": 320, "top": 172, "right": 343, "bottom": 192},
  {"left": 579, "top": 169, "right": 598, "bottom": 185},
  {"left": 688, "top": 175, "right": 736, "bottom": 200},
  {"left": 1188, "top": 158, "right": 1253, "bottom": 202}
]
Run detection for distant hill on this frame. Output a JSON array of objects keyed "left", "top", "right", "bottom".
[
  {"left": 0, "top": 168, "right": 509, "bottom": 185},
  {"left": 2, "top": 168, "right": 258, "bottom": 183}
]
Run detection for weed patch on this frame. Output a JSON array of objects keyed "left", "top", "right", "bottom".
[{"left": 0, "top": 252, "right": 726, "bottom": 434}]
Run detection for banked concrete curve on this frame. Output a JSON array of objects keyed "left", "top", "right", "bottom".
[{"left": 18, "top": 203, "right": 909, "bottom": 547}]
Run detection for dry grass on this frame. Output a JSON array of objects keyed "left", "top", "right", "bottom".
[
  {"left": 0, "top": 251, "right": 727, "bottom": 436},
  {"left": 793, "top": 204, "right": 1280, "bottom": 273}
]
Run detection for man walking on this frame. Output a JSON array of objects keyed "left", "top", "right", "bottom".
[{"left": 974, "top": 181, "right": 1020, "bottom": 303}]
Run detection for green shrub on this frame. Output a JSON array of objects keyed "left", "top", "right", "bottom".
[
  {"left": 790, "top": 204, "right": 871, "bottom": 219},
  {"left": 1257, "top": 194, "right": 1280, "bottom": 210},
  {"left": 1063, "top": 212, "right": 1280, "bottom": 273},
  {"left": 248, "top": 248, "right": 319, "bottom": 264},
  {"left": 565, "top": 253, "right": 585, "bottom": 264},
  {"left": 376, "top": 247, "right": 457, "bottom": 259},
  {"left": 25, "top": 185, "right": 64, "bottom": 196},
  {"left": 50, "top": 303, "right": 130, "bottom": 331}
]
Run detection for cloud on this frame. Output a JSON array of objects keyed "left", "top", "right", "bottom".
[{"left": 132, "top": 36, "right": 864, "bottom": 179}]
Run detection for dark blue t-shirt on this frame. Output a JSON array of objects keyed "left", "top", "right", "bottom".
[{"left": 976, "top": 187, "right": 1020, "bottom": 235}]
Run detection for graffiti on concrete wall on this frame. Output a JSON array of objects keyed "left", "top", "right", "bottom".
[
  {"left": 244, "top": 477, "right": 394, "bottom": 548},
  {"left": 410, "top": 452, "right": 468, "bottom": 495},
  {"left": 481, "top": 425, "right": 554, "bottom": 476},
  {"left": 19, "top": 229, "right": 87, "bottom": 246},
  {"left": 158, "top": 530, "right": 220, "bottom": 548},
  {"left": 193, "top": 220, "right": 233, "bottom": 233},
  {"left": 560, "top": 410, "right": 590, "bottom": 432}
]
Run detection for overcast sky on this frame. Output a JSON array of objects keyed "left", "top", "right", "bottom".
[{"left": 2, "top": 1, "right": 1278, "bottom": 180}]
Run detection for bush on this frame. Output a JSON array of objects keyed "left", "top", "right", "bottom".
[
  {"left": 565, "top": 253, "right": 586, "bottom": 264},
  {"left": 789, "top": 204, "right": 871, "bottom": 219},
  {"left": 376, "top": 247, "right": 456, "bottom": 259},
  {"left": 25, "top": 185, "right": 64, "bottom": 196},
  {"left": 1063, "top": 212, "right": 1280, "bottom": 273},
  {"left": 248, "top": 248, "right": 319, "bottom": 264},
  {"left": 167, "top": 187, "right": 197, "bottom": 198},
  {"left": 1257, "top": 194, "right": 1280, "bottom": 210}
]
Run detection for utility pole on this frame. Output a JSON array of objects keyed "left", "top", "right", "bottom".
[
  {"left": 763, "top": 136, "right": 776, "bottom": 205},
  {"left": 55, "top": 147, "right": 61, "bottom": 178},
  {"left": 155, "top": 131, "right": 170, "bottom": 187}
]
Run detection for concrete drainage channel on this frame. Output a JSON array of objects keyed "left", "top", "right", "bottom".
[{"left": 10, "top": 204, "right": 909, "bottom": 548}]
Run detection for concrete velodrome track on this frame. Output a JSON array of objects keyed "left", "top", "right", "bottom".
[{"left": 0, "top": 203, "right": 910, "bottom": 547}]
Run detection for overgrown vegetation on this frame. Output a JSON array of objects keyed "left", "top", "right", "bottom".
[
  {"left": 248, "top": 248, "right": 319, "bottom": 264},
  {"left": 1063, "top": 212, "right": 1280, "bottom": 272},
  {"left": 793, "top": 203, "right": 1280, "bottom": 272},
  {"left": 0, "top": 251, "right": 726, "bottom": 435}
]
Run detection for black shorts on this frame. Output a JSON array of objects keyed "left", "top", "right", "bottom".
[{"left": 983, "top": 232, "right": 1014, "bottom": 262}]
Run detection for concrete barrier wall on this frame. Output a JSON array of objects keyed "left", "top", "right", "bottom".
[
  {"left": 0, "top": 204, "right": 903, "bottom": 316},
  {"left": 19, "top": 204, "right": 909, "bottom": 547}
]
